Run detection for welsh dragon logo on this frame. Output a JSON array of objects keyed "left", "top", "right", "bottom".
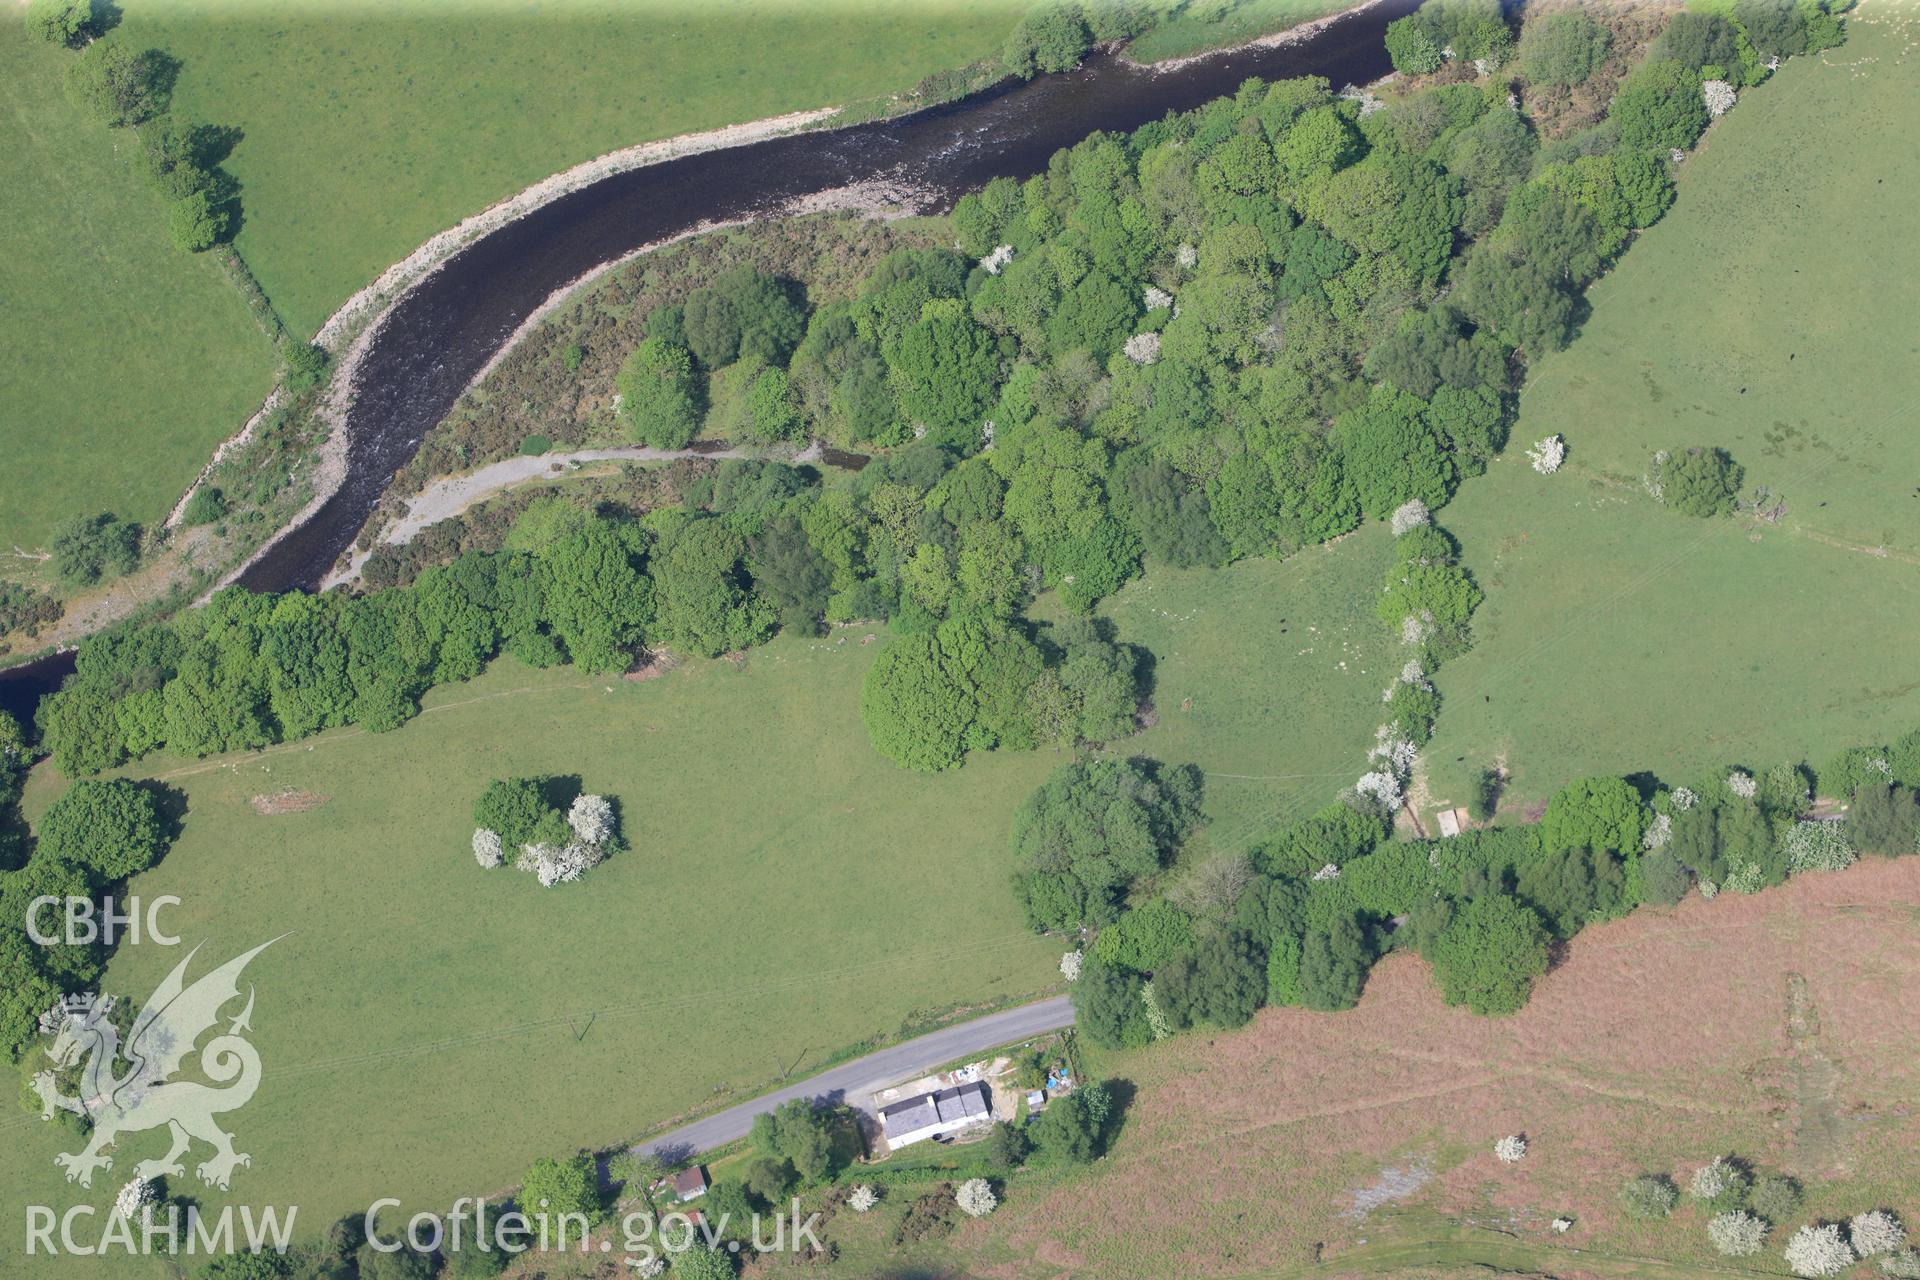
[{"left": 32, "top": 939, "right": 281, "bottom": 1192}]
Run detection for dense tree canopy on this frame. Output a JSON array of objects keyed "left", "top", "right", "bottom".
[
  {"left": 1425, "top": 891, "right": 1550, "bottom": 1014},
  {"left": 1010, "top": 757, "right": 1203, "bottom": 930}
]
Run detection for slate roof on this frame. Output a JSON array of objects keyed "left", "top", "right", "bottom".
[{"left": 879, "top": 1081, "right": 991, "bottom": 1137}]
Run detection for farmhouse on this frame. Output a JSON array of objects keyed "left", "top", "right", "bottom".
[{"left": 879, "top": 1081, "right": 992, "bottom": 1151}]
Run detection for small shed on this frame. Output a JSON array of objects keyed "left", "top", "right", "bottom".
[
  {"left": 1436, "top": 807, "right": 1469, "bottom": 838},
  {"left": 673, "top": 1166, "right": 709, "bottom": 1202}
]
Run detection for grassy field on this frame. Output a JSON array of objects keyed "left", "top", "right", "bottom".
[
  {"left": 1422, "top": 11, "right": 1920, "bottom": 812},
  {"left": 117, "top": 0, "right": 1030, "bottom": 339},
  {"left": 0, "top": 539, "right": 1392, "bottom": 1266},
  {"left": 0, "top": 17, "right": 277, "bottom": 560},
  {"left": 940, "top": 858, "right": 1920, "bottom": 1279}
]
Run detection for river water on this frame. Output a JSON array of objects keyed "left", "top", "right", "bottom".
[{"left": 1, "top": 0, "right": 1415, "bottom": 722}]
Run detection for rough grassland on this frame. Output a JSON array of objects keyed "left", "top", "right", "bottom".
[
  {"left": 117, "top": 0, "right": 1027, "bottom": 338},
  {"left": 0, "top": 17, "right": 277, "bottom": 558},
  {"left": 1423, "top": 10, "right": 1920, "bottom": 811},
  {"left": 0, "top": 541, "right": 1391, "bottom": 1264},
  {"left": 958, "top": 859, "right": 1920, "bottom": 1280}
]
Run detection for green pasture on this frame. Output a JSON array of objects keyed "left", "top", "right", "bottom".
[
  {"left": 118, "top": 0, "right": 1030, "bottom": 339},
  {"left": 0, "top": 536, "right": 1394, "bottom": 1263},
  {"left": 0, "top": 16, "right": 276, "bottom": 560},
  {"left": 1424, "top": 20, "right": 1920, "bottom": 811}
]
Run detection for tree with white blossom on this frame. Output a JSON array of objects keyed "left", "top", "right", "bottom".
[
  {"left": 981, "top": 244, "right": 1015, "bottom": 274},
  {"left": 1643, "top": 812, "right": 1672, "bottom": 850},
  {"left": 1786, "top": 821, "right": 1856, "bottom": 874},
  {"left": 956, "top": 1178, "right": 998, "bottom": 1217},
  {"left": 1356, "top": 770, "right": 1404, "bottom": 813},
  {"left": 1059, "top": 949, "right": 1083, "bottom": 981},
  {"left": 473, "top": 827, "right": 505, "bottom": 868},
  {"left": 1390, "top": 499, "right": 1431, "bottom": 536},
  {"left": 1784, "top": 1223, "right": 1855, "bottom": 1277},
  {"left": 568, "top": 793, "right": 615, "bottom": 846},
  {"left": 1370, "top": 725, "right": 1418, "bottom": 777},
  {"left": 1709, "top": 1211, "right": 1769, "bottom": 1256},
  {"left": 1725, "top": 771, "right": 1756, "bottom": 800},
  {"left": 1312, "top": 862, "right": 1342, "bottom": 882},
  {"left": 521, "top": 841, "right": 604, "bottom": 887},
  {"left": 1176, "top": 242, "right": 1197, "bottom": 269},
  {"left": 1853, "top": 1211, "right": 1908, "bottom": 1257},
  {"left": 632, "top": 1258, "right": 667, "bottom": 1278},
  {"left": 1143, "top": 285, "right": 1173, "bottom": 311},
  {"left": 849, "top": 1185, "right": 879, "bottom": 1212},
  {"left": 1494, "top": 1135, "right": 1527, "bottom": 1163},
  {"left": 112, "top": 1177, "right": 157, "bottom": 1223},
  {"left": 1703, "top": 79, "right": 1736, "bottom": 117},
  {"left": 1397, "top": 659, "right": 1431, "bottom": 691},
  {"left": 1527, "top": 435, "right": 1566, "bottom": 474},
  {"left": 1123, "top": 332, "right": 1161, "bottom": 365}
]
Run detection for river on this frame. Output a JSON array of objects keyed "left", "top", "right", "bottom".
[
  {"left": 233, "top": 0, "right": 1415, "bottom": 594},
  {"left": 1, "top": 0, "right": 1415, "bottom": 722}
]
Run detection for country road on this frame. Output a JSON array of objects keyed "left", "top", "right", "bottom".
[{"left": 633, "top": 996, "right": 1074, "bottom": 1162}]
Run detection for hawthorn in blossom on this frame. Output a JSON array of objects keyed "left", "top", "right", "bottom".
[
  {"left": 568, "top": 793, "right": 615, "bottom": 846},
  {"left": 520, "top": 841, "right": 606, "bottom": 887},
  {"left": 1703, "top": 79, "right": 1736, "bottom": 117},
  {"left": 1709, "top": 1211, "right": 1769, "bottom": 1256},
  {"left": 1390, "top": 499, "right": 1431, "bottom": 536},
  {"left": 956, "top": 1178, "right": 998, "bottom": 1217},
  {"left": 1520, "top": 435, "right": 1566, "bottom": 475},
  {"left": 980, "top": 244, "right": 1015, "bottom": 274},
  {"left": 113, "top": 1178, "right": 156, "bottom": 1222},
  {"left": 1852, "top": 1211, "right": 1908, "bottom": 1257},
  {"left": 1356, "top": 771, "right": 1404, "bottom": 813},
  {"left": 1786, "top": 821, "right": 1856, "bottom": 874},
  {"left": 1143, "top": 285, "right": 1173, "bottom": 310},
  {"left": 473, "top": 827, "right": 505, "bottom": 868},
  {"left": 1059, "top": 949, "right": 1083, "bottom": 981},
  {"left": 1725, "top": 771, "right": 1756, "bottom": 800},
  {"left": 1123, "top": 332, "right": 1162, "bottom": 364},
  {"left": 1494, "top": 1135, "right": 1527, "bottom": 1163},
  {"left": 1784, "top": 1223, "right": 1855, "bottom": 1277},
  {"left": 848, "top": 1185, "right": 879, "bottom": 1212}
]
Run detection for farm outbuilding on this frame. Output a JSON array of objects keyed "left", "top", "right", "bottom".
[{"left": 879, "top": 1081, "right": 992, "bottom": 1151}]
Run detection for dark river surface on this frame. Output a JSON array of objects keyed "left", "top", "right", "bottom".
[{"left": 1, "top": 0, "right": 1415, "bottom": 722}]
